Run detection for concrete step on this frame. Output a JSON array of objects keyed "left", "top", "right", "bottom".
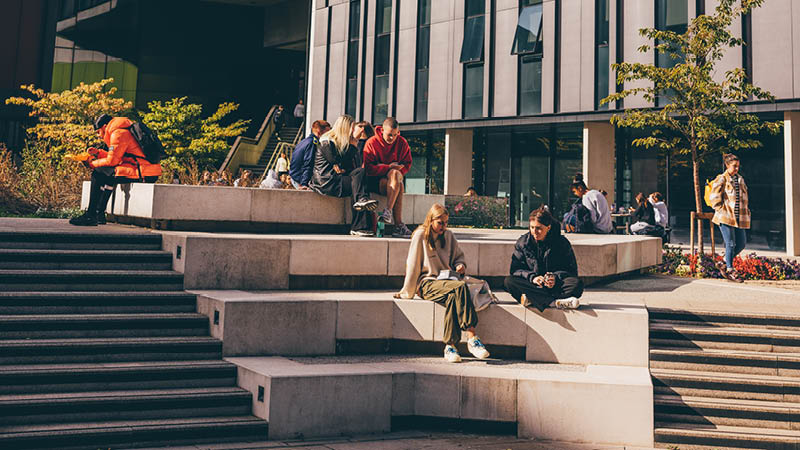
[
  {"left": 0, "top": 336, "right": 222, "bottom": 364},
  {"left": 0, "top": 360, "right": 237, "bottom": 394},
  {"left": 0, "top": 249, "right": 173, "bottom": 270},
  {"left": 652, "top": 368, "right": 800, "bottom": 403},
  {"left": 0, "top": 313, "right": 209, "bottom": 339},
  {"left": 0, "top": 415, "right": 268, "bottom": 450},
  {"left": 0, "top": 387, "right": 253, "bottom": 425},
  {"left": 0, "top": 270, "right": 184, "bottom": 291},
  {"left": 654, "top": 422, "right": 800, "bottom": 450},
  {"left": 654, "top": 394, "right": 800, "bottom": 430},
  {"left": 649, "top": 308, "right": 800, "bottom": 331},
  {"left": 650, "top": 322, "right": 800, "bottom": 352},
  {"left": 0, "top": 231, "right": 162, "bottom": 250},
  {"left": 650, "top": 347, "right": 800, "bottom": 376},
  {"left": 0, "top": 291, "right": 197, "bottom": 315}
]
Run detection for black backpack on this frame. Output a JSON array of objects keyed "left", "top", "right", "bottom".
[
  {"left": 126, "top": 121, "right": 165, "bottom": 164},
  {"left": 562, "top": 199, "right": 594, "bottom": 233}
]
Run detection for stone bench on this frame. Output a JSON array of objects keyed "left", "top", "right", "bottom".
[
  {"left": 194, "top": 290, "right": 649, "bottom": 368},
  {"left": 227, "top": 355, "right": 653, "bottom": 446},
  {"left": 160, "top": 231, "right": 662, "bottom": 290},
  {"left": 80, "top": 182, "right": 444, "bottom": 231}
]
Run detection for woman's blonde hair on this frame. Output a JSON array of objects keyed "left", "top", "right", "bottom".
[
  {"left": 321, "top": 114, "right": 354, "bottom": 155},
  {"left": 421, "top": 203, "right": 449, "bottom": 250}
]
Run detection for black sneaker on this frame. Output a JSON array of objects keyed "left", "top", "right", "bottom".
[
  {"left": 96, "top": 211, "right": 107, "bottom": 225},
  {"left": 69, "top": 212, "right": 98, "bottom": 226}
]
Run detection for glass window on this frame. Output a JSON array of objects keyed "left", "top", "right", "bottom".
[
  {"left": 595, "top": 45, "right": 609, "bottom": 109},
  {"left": 346, "top": 78, "right": 358, "bottom": 117},
  {"left": 375, "top": 34, "right": 391, "bottom": 76},
  {"left": 519, "top": 56, "right": 542, "bottom": 115},
  {"left": 466, "top": 0, "right": 485, "bottom": 17},
  {"left": 347, "top": 41, "right": 359, "bottom": 78},
  {"left": 464, "top": 64, "right": 484, "bottom": 119},
  {"left": 417, "top": 26, "right": 430, "bottom": 70},
  {"left": 418, "top": 0, "right": 431, "bottom": 26},
  {"left": 460, "top": 16, "right": 485, "bottom": 63},
  {"left": 596, "top": 0, "right": 609, "bottom": 45},
  {"left": 655, "top": 0, "right": 687, "bottom": 106},
  {"left": 377, "top": 0, "right": 392, "bottom": 34},
  {"left": 512, "top": 2, "right": 543, "bottom": 55},
  {"left": 349, "top": 1, "right": 361, "bottom": 40},
  {"left": 416, "top": 70, "right": 428, "bottom": 122},
  {"left": 374, "top": 75, "right": 389, "bottom": 124}
]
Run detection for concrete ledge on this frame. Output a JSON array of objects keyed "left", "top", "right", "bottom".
[
  {"left": 194, "top": 291, "right": 649, "bottom": 368},
  {"left": 81, "top": 181, "right": 445, "bottom": 230},
  {"left": 226, "top": 355, "right": 653, "bottom": 447},
  {"left": 160, "top": 231, "right": 661, "bottom": 290}
]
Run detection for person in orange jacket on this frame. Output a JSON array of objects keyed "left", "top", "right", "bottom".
[{"left": 70, "top": 114, "right": 162, "bottom": 226}]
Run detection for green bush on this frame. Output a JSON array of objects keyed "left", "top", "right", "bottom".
[{"left": 445, "top": 195, "right": 509, "bottom": 228}]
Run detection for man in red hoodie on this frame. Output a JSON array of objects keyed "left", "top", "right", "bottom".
[{"left": 363, "top": 117, "right": 413, "bottom": 238}]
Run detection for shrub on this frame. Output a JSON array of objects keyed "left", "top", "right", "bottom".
[{"left": 445, "top": 195, "right": 508, "bottom": 228}]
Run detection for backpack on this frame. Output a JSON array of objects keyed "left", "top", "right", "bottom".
[
  {"left": 562, "top": 200, "right": 594, "bottom": 233},
  {"left": 126, "top": 121, "right": 165, "bottom": 164},
  {"left": 703, "top": 178, "right": 714, "bottom": 208}
]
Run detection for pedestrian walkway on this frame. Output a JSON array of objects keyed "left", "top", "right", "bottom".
[{"left": 129, "top": 430, "right": 658, "bottom": 450}]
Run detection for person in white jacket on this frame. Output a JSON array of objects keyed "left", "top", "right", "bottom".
[{"left": 649, "top": 192, "right": 669, "bottom": 228}]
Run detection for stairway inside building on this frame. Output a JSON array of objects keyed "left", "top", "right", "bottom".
[
  {"left": 0, "top": 229, "right": 267, "bottom": 449},
  {"left": 239, "top": 126, "right": 300, "bottom": 178},
  {"left": 650, "top": 307, "right": 800, "bottom": 450}
]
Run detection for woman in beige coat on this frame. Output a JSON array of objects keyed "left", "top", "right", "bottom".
[
  {"left": 395, "top": 204, "right": 490, "bottom": 363},
  {"left": 709, "top": 153, "right": 750, "bottom": 282}
]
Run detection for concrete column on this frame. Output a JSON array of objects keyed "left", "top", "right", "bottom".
[
  {"left": 582, "top": 122, "right": 615, "bottom": 202},
  {"left": 785, "top": 111, "right": 800, "bottom": 256},
  {"left": 444, "top": 129, "right": 473, "bottom": 195}
]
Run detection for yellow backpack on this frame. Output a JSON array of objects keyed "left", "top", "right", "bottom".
[{"left": 703, "top": 178, "right": 714, "bottom": 208}]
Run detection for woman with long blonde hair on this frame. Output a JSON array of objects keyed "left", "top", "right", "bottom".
[
  {"left": 395, "top": 204, "right": 490, "bottom": 363},
  {"left": 309, "top": 115, "right": 378, "bottom": 235}
]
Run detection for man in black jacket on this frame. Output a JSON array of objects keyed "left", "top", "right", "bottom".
[{"left": 503, "top": 207, "right": 584, "bottom": 311}]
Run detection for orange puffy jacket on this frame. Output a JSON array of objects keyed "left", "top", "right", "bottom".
[{"left": 90, "top": 117, "right": 162, "bottom": 179}]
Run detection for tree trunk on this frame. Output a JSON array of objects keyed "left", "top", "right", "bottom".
[{"left": 691, "top": 146, "right": 704, "bottom": 255}]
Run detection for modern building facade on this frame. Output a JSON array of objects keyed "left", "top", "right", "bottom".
[{"left": 307, "top": 0, "right": 800, "bottom": 255}]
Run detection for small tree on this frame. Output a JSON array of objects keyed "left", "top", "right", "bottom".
[
  {"left": 141, "top": 97, "right": 250, "bottom": 176},
  {"left": 5, "top": 78, "right": 132, "bottom": 162},
  {"left": 603, "top": 0, "right": 782, "bottom": 253}
]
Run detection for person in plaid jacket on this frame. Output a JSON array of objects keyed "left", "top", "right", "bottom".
[{"left": 709, "top": 153, "right": 750, "bottom": 281}]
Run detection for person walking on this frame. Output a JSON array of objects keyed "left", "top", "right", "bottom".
[
  {"left": 309, "top": 115, "right": 378, "bottom": 236},
  {"left": 503, "top": 206, "right": 583, "bottom": 311},
  {"left": 363, "top": 117, "right": 413, "bottom": 238},
  {"left": 69, "top": 114, "right": 162, "bottom": 226},
  {"left": 275, "top": 150, "right": 288, "bottom": 178},
  {"left": 395, "top": 204, "right": 491, "bottom": 363},
  {"left": 293, "top": 99, "right": 305, "bottom": 127},
  {"left": 709, "top": 153, "right": 750, "bottom": 282}
]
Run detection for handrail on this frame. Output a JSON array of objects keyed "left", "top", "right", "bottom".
[
  {"left": 259, "top": 141, "right": 297, "bottom": 182},
  {"left": 219, "top": 105, "right": 279, "bottom": 173}
]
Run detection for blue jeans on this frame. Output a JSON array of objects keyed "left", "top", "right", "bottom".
[{"left": 719, "top": 223, "right": 746, "bottom": 269}]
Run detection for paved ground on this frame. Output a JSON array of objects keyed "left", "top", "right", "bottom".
[{"left": 130, "top": 431, "right": 657, "bottom": 450}]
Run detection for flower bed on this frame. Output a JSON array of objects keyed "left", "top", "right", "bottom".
[
  {"left": 445, "top": 195, "right": 509, "bottom": 229},
  {"left": 653, "top": 246, "right": 800, "bottom": 280}
]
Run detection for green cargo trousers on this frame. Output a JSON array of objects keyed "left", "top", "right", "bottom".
[{"left": 419, "top": 279, "right": 478, "bottom": 345}]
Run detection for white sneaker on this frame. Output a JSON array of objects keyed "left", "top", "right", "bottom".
[
  {"left": 353, "top": 198, "right": 378, "bottom": 211},
  {"left": 553, "top": 297, "right": 580, "bottom": 310},
  {"left": 467, "top": 337, "right": 490, "bottom": 359},
  {"left": 349, "top": 229, "right": 375, "bottom": 237},
  {"left": 380, "top": 207, "right": 394, "bottom": 225},
  {"left": 444, "top": 345, "right": 462, "bottom": 363}
]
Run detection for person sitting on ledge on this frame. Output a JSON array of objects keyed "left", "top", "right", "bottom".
[
  {"left": 569, "top": 173, "right": 613, "bottom": 234},
  {"left": 290, "top": 119, "right": 331, "bottom": 190},
  {"left": 394, "top": 203, "right": 491, "bottom": 363},
  {"left": 503, "top": 206, "right": 583, "bottom": 311},
  {"left": 309, "top": 114, "right": 379, "bottom": 237},
  {"left": 70, "top": 114, "right": 162, "bottom": 227},
  {"left": 363, "top": 117, "right": 413, "bottom": 238}
]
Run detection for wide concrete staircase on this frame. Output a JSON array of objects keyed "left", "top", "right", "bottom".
[
  {"left": 239, "top": 125, "right": 300, "bottom": 177},
  {"left": 650, "top": 308, "right": 800, "bottom": 449},
  {"left": 0, "top": 230, "right": 267, "bottom": 449}
]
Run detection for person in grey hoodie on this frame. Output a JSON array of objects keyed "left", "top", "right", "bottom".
[{"left": 569, "top": 174, "right": 613, "bottom": 234}]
